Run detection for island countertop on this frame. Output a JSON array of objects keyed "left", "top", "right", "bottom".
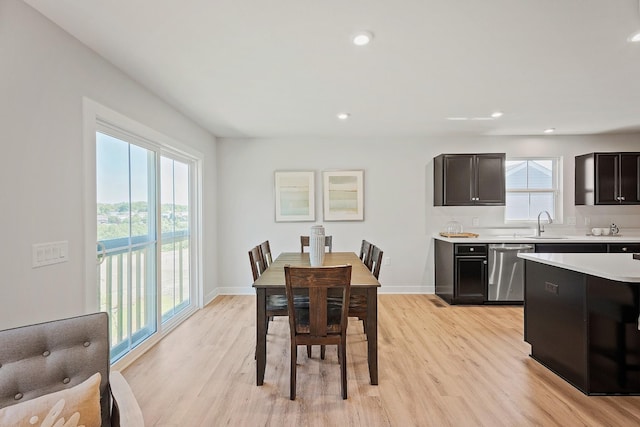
[{"left": 518, "top": 252, "right": 640, "bottom": 283}]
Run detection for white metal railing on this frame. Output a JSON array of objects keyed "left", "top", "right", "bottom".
[{"left": 98, "top": 231, "right": 189, "bottom": 361}]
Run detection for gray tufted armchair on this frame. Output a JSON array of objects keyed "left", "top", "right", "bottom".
[{"left": 0, "top": 312, "right": 144, "bottom": 426}]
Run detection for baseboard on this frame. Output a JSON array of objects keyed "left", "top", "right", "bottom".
[{"left": 211, "top": 285, "right": 435, "bottom": 297}]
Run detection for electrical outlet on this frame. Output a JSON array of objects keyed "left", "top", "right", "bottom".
[
  {"left": 384, "top": 257, "right": 391, "bottom": 266},
  {"left": 584, "top": 217, "right": 591, "bottom": 226},
  {"left": 567, "top": 216, "right": 576, "bottom": 225},
  {"left": 472, "top": 217, "right": 480, "bottom": 227}
]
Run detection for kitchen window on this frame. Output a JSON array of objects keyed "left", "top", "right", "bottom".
[{"left": 504, "top": 158, "right": 561, "bottom": 222}]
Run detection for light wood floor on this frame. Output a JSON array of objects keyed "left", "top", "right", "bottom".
[{"left": 122, "top": 295, "right": 640, "bottom": 426}]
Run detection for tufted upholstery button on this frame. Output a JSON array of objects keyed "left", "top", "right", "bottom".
[
  {"left": 62, "top": 377, "right": 70, "bottom": 384},
  {"left": 83, "top": 341, "right": 91, "bottom": 347},
  {"left": 14, "top": 393, "right": 23, "bottom": 400},
  {"left": 42, "top": 350, "right": 50, "bottom": 357}
]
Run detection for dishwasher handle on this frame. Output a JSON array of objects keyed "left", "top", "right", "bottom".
[{"left": 490, "top": 245, "right": 534, "bottom": 252}]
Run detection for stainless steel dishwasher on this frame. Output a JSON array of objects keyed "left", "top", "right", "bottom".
[{"left": 487, "top": 243, "right": 534, "bottom": 302}]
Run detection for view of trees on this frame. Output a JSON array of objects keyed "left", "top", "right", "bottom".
[{"left": 98, "top": 202, "right": 188, "bottom": 240}]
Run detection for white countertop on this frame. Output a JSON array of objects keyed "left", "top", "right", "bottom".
[
  {"left": 433, "top": 231, "right": 640, "bottom": 244},
  {"left": 518, "top": 253, "right": 640, "bottom": 283}
]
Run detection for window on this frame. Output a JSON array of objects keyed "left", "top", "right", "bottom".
[{"left": 505, "top": 158, "right": 561, "bottom": 221}]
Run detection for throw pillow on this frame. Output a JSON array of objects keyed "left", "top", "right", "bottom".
[{"left": 0, "top": 372, "right": 101, "bottom": 427}]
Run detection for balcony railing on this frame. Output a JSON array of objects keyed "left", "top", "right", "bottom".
[{"left": 98, "top": 230, "right": 189, "bottom": 362}]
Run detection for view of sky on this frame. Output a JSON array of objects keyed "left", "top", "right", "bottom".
[{"left": 97, "top": 132, "right": 189, "bottom": 206}]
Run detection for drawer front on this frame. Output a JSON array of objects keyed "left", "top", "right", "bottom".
[
  {"left": 455, "top": 244, "right": 487, "bottom": 255},
  {"left": 608, "top": 243, "right": 640, "bottom": 253}
]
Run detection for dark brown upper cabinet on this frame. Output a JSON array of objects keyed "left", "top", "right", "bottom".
[
  {"left": 575, "top": 152, "right": 640, "bottom": 205},
  {"left": 434, "top": 153, "right": 506, "bottom": 206}
]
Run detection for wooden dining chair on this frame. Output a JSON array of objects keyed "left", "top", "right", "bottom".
[
  {"left": 300, "top": 235, "right": 333, "bottom": 253},
  {"left": 367, "top": 245, "right": 384, "bottom": 279},
  {"left": 260, "top": 240, "right": 272, "bottom": 268},
  {"left": 359, "top": 239, "right": 372, "bottom": 265},
  {"left": 284, "top": 264, "right": 352, "bottom": 400},
  {"left": 248, "top": 245, "right": 266, "bottom": 281}
]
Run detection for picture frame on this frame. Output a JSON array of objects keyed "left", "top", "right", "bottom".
[
  {"left": 323, "top": 170, "right": 364, "bottom": 221},
  {"left": 274, "top": 171, "right": 315, "bottom": 222}
]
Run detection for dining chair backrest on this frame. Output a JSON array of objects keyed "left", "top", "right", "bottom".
[
  {"left": 367, "top": 245, "right": 384, "bottom": 279},
  {"left": 359, "top": 240, "right": 372, "bottom": 265},
  {"left": 284, "top": 264, "right": 352, "bottom": 400},
  {"left": 300, "top": 235, "right": 333, "bottom": 253},
  {"left": 248, "top": 245, "right": 266, "bottom": 281},
  {"left": 260, "top": 240, "right": 272, "bottom": 268}
]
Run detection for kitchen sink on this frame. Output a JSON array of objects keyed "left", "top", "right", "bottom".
[{"left": 527, "top": 235, "right": 569, "bottom": 239}]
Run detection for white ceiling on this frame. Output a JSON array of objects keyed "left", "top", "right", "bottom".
[{"left": 23, "top": 0, "right": 640, "bottom": 139}]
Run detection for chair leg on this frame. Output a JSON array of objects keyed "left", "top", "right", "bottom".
[
  {"left": 340, "top": 341, "right": 347, "bottom": 399},
  {"left": 307, "top": 345, "right": 312, "bottom": 358},
  {"left": 360, "top": 316, "right": 367, "bottom": 335},
  {"left": 291, "top": 343, "right": 297, "bottom": 400},
  {"left": 320, "top": 345, "right": 326, "bottom": 360},
  {"left": 266, "top": 315, "right": 273, "bottom": 333}
]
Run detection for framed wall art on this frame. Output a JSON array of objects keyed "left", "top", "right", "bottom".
[
  {"left": 323, "top": 170, "right": 364, "bottom": 221},
  {"left": 274, "top": 171, "right": 315, "bottom": 222}
]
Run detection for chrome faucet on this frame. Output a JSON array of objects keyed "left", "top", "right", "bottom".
[{"left": 536, "top": 211, "right": 553, "bottom": 236}]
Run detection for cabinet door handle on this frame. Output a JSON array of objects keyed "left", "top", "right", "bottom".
[
  {"left": 483, "top": 260, "right": 487, "bottom": 265},
  {"left": 620, "top": 196, "right": 625, "bottom": 201},
  {"left": 622, "top": 247, "right": 628, "bottom": 252}
]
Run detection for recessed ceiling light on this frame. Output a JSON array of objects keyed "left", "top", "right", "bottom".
[
  {"left": 352, "top": 31, "right": 373, "bottom": 46},
  {"left": 471, "top": 117, "right": 493, "bottom": 121},
  {"left": 491, "top": 111, "right": 504, "bottom": 118},
  {"left": 446, "top": 117, "right": 469, "bottom": 121},
  {"left": 337, "top": 112, "right": 350, "bottom": 120},
  {"left": 543, "top": 128, "right": 555, "bottom": 134}
]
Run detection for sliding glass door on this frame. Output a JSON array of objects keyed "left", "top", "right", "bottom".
[
  {"left": 96, "top": 128, "right": 195, "bottom": 362},
  {"left": 160, "top": 157, "right": 191, "bottom": 322}
]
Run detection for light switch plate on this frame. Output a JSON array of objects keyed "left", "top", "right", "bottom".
[{"left": 32, "top": 241, "right": 68, "bottom": 268}]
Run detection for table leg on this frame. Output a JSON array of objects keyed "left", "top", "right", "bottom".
[
  {"left": 256, "top": 289, "right": 267, "bottom": 386},
  {"left": 366, "top": 287, "right": 378, "bottom": 385}
]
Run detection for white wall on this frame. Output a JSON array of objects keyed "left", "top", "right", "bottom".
[
  {"left": 0, "top": 0, "right": 217, "bottom": 330},
  {"left": 218, "top": 134, "right": 640, "bottom": 294}
]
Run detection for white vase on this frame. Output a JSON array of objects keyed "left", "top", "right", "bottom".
[{"left": 309, "top": 225, "right": 325, "bottom": 266}]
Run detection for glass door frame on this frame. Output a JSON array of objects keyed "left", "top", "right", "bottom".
[{"left": 83, "top": 98, "right": 204, "bottom": 369}]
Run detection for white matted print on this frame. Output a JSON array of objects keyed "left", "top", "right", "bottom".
[
  {"left": 274, "top": 171, "right": 315, "bottom": 222},
  {"left": 323, "top": 170, "right": 364, "bottom": 221}
]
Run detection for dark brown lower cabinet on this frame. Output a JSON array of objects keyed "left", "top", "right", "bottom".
[
  {"left": 524, "top": 260, "right": 640, "bottom": 395},
  {"left": 435, "top": 240, "right": 487, "bottom": 304},
  {"left": 455, "top": 257, "right": 486, "bottom": 304}
]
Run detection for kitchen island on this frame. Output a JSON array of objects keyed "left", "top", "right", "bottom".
[{"left": 519, "top": 252, "right": 640, "bottom": 395}]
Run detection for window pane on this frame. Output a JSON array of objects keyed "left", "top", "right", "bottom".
[
  {"left": 97, "top": 134, "right": 131, "bottom": 242},
  {"left": 506, "top": 161, "right": 527, "bottom": 189},
  {"left": 129, "top": 144, "right": 153, "bottom": 240},
  {"left": 505, "top": 158, "right": 559, "bottom": 222},
  {"left": 505, "top": 193, "right": 530, "bottom": 220},
  {"left": 160, "top": 157, "right": 191, "bottom": 323},
  {"left": 529, "top": 192, "right": 555, "bottom": 220},
  {"left": 96, "top": 131, "right": 158, "bottom": 363},
  {"left": 528, "top": 160, "right": 553, "bottom": 189}
]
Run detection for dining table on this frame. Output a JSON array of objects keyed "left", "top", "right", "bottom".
[{"left": 252, "top": 251, "right": 381, "bottom": 386}]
